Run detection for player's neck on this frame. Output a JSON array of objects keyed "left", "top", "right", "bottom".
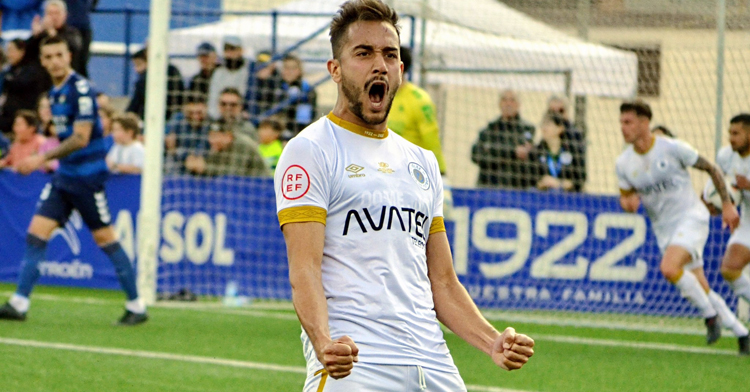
[
  {"left": 52, "top": 70, "right": 73, "bottom": 88},
  {"left": 331, "top": 101, "right": 387, "bottom": 133},
  {"left": 633, "top": 133, "right": 655, "bottom": 154}
]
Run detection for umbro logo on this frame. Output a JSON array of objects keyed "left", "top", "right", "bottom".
[
  {"left": 346, "top": 164, "right": 365, "bottom": 178},
  {"left": 346, "top": 164, "right": 364, "bottom": 173}
]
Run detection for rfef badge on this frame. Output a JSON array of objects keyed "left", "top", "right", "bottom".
[{"left": 281, "top": 165, "right": 310, "bottom": 200}]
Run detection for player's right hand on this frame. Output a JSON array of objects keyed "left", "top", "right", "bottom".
[
  {"left": 722, "top": 202, "right": 740, "bottom": 233},
  {"left": 317, "top": 335, "right": 359, "bottom": 380}
]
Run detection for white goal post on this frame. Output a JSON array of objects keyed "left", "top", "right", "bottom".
[{"left": 137, "top": 0, "right": 171, "bottom": 305}]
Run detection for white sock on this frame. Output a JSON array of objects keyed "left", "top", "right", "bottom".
[
  {"left": 728, "top": 274, "right": 750, "bottom": 303},
  {"left": 125, "top": 299, "right": 146, "bottom": 314},
  {"left": 674, "top": 273, "right": 717, "bottom": 318},
  {"left": 708, "top": 291, "right": 749, "bottom": 337},
  {"left": 9, "top": 294, "right": 30, "bottom": 313}
]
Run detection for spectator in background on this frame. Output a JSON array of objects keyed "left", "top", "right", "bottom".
[
  {"left": 165, "top": 94, "right": 210, "bottom": 174},
  {"left": 24, "top": 0, "right": 84, "bottom": 75},
  {"left": 107, "top": 112, "right": 144, "bottom": 174},
  {"left": 246, "top": 50, "right": 283, "bottom": 123},
  {"left": 36, "top": 94, "right": 58, "bottom": 171},
  {"left": 126, "top": 48, "right": 184, "bottom": 120},
  {"left": 186, "top": 119, "right": 269, "bottom": 177},
  {"left": 215, "top": 87, "right": 257, "bottom": 141},
  {"left": 36, "top": 93, "right": 53, "bottom": 134},
  {"left": 0, "top": 132, "right": 9, "bottom": 158},
  {"left": 189, "top": 42, "right": 219, "bottom": 103},
  {"left": 0, "top": 38, "right": 49, "bottom": 135},
  {"left": 388, "top": 46, "right": 446, "bottom": 174},
  {"left": 61, "top": 0, "right": 96, "bottom": 77},
  {"left": 0, "top": 43, "right": 7, "bottom": 94},
  {"left": 531, "top": 113, "right": 586, "bottom": 192},
  {"left": 0, "top": 110, "right": 44, "bottom": 170},
  {"left": 278, "top": 53, "right": 316, "bottom": 135},
  {"left": 0, "top": 0, "right": 42, "bottom": 41},
  {"left": 95, "top": 91, "right": 109, "bottom": 111},
  {"left": 471, "top": 89, "right": 537, "bottom": 189},
  {"left": 652, "top": 125, "right": 675, "bottom": 138},
  {"left": 207, "top": 36, "right": 247, "bottom": 119},
  {"left": 98, "top": 104, "right": 113, "bottom": 136},
  {"left": 257, "top": 118, "right": 283, "bottom": 172}
]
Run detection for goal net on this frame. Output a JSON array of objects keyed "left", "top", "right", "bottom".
[{"left": 140, "top": 0, "right": 750, "bottom": 331}]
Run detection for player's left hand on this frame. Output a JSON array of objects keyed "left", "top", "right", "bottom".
[
  {"left": 491, "top": 327, "right": 534, "bottom": 371},
  {"left": 736, "top": 174, "right": 750, "bottom": 191},
  {"left": 16, "top": 154, "right": 46, "bottom": 175},
  {"left": 721, "top": 202, "right": 740, "bottom": 233}
]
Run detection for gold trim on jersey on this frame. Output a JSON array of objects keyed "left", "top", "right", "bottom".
[
  {"left": 327, "top": 112, "right": 389, "bottom": 139},
  {"left": 314, "top": 369, "right": 328, "bottom": 392},
  {"left": 429, "top": 216, "right": 446, "bottom": 234},
  {"left": 278, "top": 206, "right": 327, "bottom": 227},
  {"left": 635, "top": 136, "right": 656, "bottom": 155}
]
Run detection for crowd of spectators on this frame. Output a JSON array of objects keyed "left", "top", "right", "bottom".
[
  {"left": 0, "top": 2, "right": 320, "bottom": 180},
  {"left": 471, "top": 90, "right": 588, "bottom": 192},
  {"left": 1, "top": 4, "right": 594, "bottom": 190}
]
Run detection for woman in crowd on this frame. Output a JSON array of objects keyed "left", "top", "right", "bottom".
[
  {"left": 36, "top": 95, "right": 60, "bottom": 172},
  {"left": 531, "top": 113, "right": 586, "bottom": 192}
]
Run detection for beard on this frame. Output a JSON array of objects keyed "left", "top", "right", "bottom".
[{"left": 340, "top": 73, "right": 398, "bottom": 126}]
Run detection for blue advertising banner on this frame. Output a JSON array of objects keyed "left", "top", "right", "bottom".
[{"left": 0, "top": 172, "right": 734, "bottom": 317}]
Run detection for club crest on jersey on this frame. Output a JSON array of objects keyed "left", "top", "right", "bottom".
[
  {"left": 281, "top": 165, "right": 310, "bottom": 200},
  {"left": 76, "top": 79, "right": 90, "bottom": 94},
  {"left": 408, "top": 162, "right": 430, "bottom": 191}
]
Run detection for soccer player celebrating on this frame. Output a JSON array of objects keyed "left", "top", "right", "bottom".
[
  {"left": 274, "top": 1, "right": 534, "bottom": 390},
  {"left": 0, "top": 36, "right": 147, "bottom": 326},
  {"left": 716, "top": 114, "right": 750, "bottom": 348},
  {"left": 616, "top": 100, "right": 748, "bottom": 354}
]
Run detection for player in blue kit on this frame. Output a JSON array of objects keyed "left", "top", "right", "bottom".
[{"left": 0, "top": 35, "right": 147, "bottom": 326}]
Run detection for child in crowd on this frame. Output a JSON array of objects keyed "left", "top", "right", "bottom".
[
  {"left": 0, "top": 110, "right": 45, "bottom": 170},
  {"left": 257, "top": 118, "right": 284, "bottom": 172},
  {"left": 106, "top": 112, "right": 145, "bottom": 174}
]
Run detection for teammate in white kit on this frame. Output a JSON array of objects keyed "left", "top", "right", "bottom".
[
  {"left": 274, "top": 1, "right": 534, "bottom": 390},
  {"left": 714, "top": 114, "right": 750, "bottom": 355},
  {"left": 615, "top": 100, "right": 748, "bottom": 354}
]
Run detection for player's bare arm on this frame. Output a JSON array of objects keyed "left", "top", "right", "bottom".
[
  {"left": 15, "top": 122, "right": 92, "bottom": 175},
  {"left": 619, "top": 190, "right": 640, "bottom": 213},
  {"left": 693, "top": 156, "right": 740, "bottom": 231},
  {"left": 426, "top": 231, "right": 534, "bottom": 371},
  {"left": 282, "top": 221, "right": 359, "bottom": 379}
]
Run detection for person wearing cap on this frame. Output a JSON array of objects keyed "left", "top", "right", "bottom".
[
  {"left": 189, "top": 42, "right": 220, "bottom": 102},
  {"left": 207, "top": 35, "right": 249, "bottom": 119}
]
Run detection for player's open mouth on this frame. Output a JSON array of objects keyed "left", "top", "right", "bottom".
[{"left": 368, "top": 81, "right": 387, "bottom": 109}]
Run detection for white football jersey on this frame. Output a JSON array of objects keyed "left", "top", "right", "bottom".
[
  {"left": 616, "top": 137, "right": 709, "bottom": 239},
  {"left": 716, "top": 145, "right": 750, "bottom": 223},
  {"left": 274, "top": 113, "right": 457, "bottom": 373}
]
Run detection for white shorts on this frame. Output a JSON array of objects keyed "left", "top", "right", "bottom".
[
  {"left": 303, "top": 362, "right": 466, "bottom": 392},
  {"left": 728, "top": 222, "right": 750, "bottom": 250},
  {"left": 656, "top": 218, "right": 709, "bottom": 270}
]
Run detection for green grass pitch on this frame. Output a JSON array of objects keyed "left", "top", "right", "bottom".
[{"left": 0, "top": 283, "right": 747, "bottom": 392}]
